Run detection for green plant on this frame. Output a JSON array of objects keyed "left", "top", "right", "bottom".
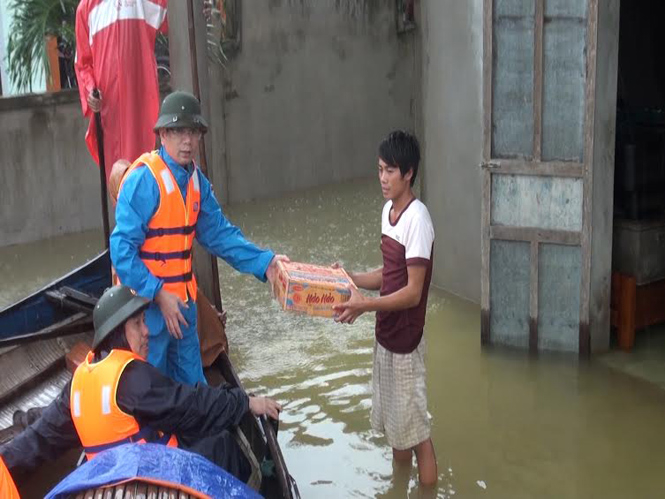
[
  {"left": 155, "top": 2, "right": 233, "bottom": 78},
  {"left": 203, "top": 2, "right": 232, "bottom": 68},
  {"left": 6, "top": 0, "right": 78, "bottom": 92},
  {"left": 6, "top": 0, "right": 233, "bottom": 93}
]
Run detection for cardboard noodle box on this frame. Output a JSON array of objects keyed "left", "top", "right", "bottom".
[{"left": 275, "top": 261, "right": 353, "bottom": 317}]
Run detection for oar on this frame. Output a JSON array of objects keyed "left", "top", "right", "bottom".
[{"left": 93, "top": 88, "right": 110, "bottom": 250}]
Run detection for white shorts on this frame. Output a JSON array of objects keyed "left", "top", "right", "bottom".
[{"left": 371, "top": 336, "right": 431, "bottom": 450}]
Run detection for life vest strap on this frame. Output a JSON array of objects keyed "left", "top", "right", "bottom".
[
  {"left": 83, "top": 427, "right": 175, "bottom": 455},
  {"left": 154, "top": 432, "right": 175, "bottom": 445},
  {"left": 160, "top": 272, "right": 193, "bottom": 284},
  {"left": 145, "top": 225, "right": 196, "bottom": 238},
  {"left": 139, "top": 249, "right": 192, "bottom": 261},
  {"left": 83, "top": 426, "right": 153, "bottom": 454}
]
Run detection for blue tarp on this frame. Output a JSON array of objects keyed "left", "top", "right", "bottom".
[{"left": 45, "top": 443, "right": 262, "bottom": 499}]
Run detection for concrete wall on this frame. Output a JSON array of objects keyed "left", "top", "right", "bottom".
[
  {"left": 0, "top": 91, "right": 101, "bottom": 247},
  {"left": 420, "top": 0, "right": 484, "bottom": 303},
  {"left": 0, "top": 1, "right": 419, "bottom": 247},
  {"left": 218, "top": 0, "right": 421, "bottom": 204}
]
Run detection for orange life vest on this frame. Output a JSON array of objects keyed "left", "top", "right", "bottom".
[
  {"left": 119, "top": 152, "right": 201, "bottom": 301},
  {"left": 70, "top": 350, "right": 177, "bottom": 460},
  {"left": 0, "top": 456, "right": 20, "bottom": 499}
]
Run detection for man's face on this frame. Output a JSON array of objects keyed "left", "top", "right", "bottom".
[
  {"left": 159, "top": 128, "right": 202, "bottom": 166},
  {"left": 124, "top": 311, "right": 149, "bottom": 359},
  {"left": 378, "top": 157, "right": 412, "bottom": 201}
]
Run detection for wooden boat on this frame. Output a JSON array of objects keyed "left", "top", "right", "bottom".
[
  {"left": 0, "top": 250, "right": 299, "bottom": 498},
  {"left": 0, "top": 250, "right": 111, "bottom": 348},
  {"left": 74, "top": 482, "right": 204, "bottom": 498},
  {"left": 0, "top": 251, "right": 111, "bottom": 444},
  {"left": 71, "top": 479, "right": 250, "bottom": 499}
]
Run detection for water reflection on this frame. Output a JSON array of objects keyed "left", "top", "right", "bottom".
[
  {"left": 221, "top": 179, "right": 665, "bottom": 498},
  {"left": 3, "top": 179, "right": 665, "bottom": 498},
  {"left": 0, "top": 230, "right": 103, "bottom": 309}
]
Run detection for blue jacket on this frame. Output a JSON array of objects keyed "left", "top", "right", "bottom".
[{"left": 110, "top": 147, "right": 274, "bottom": 300}]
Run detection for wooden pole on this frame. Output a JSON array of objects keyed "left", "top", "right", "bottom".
[
  {"left": 185, "top": 0, "right": 224, "bottom": 314},
  {"left": 93, "top": 88, "right": 110, "bottom": 250}
]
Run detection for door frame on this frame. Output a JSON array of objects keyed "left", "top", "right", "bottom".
[{"left": 480, "top": 0, "right": 599, "bottom": 356}]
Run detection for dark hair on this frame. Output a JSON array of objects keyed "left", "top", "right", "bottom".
[
  {"left": 378, "top": 130, "right": 421, "bottom": 186},
  {"left": 94, "top": 324, "right": 130, "bottom": 361}
]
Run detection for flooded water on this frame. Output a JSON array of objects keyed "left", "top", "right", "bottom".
[
  {"left": 3, "top": 179, "right": 665, "bottom": 498},
  {"left": 0, "top": 230, "right": 104, "bottom": 309}
]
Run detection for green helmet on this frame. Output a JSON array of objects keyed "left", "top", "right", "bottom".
[
  {"left": 92, "top": 285, "right": 149, "bottom": 350},
  {"left": 153, "top": 90, "right": 209, "bottom": 132}
]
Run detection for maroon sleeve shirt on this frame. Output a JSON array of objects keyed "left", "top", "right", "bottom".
[{"left": 376, "top": 198, "right": 435, "bottom": 354}]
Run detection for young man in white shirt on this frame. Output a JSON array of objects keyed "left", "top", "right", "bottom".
[{"left": 334, "top": 130, "right": 437, "bottom": 486}]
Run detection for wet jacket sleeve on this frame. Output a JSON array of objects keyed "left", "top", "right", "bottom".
[
  {"left": 116, "top": 360, "right": 250, "bottom": 440},
  {"left": 110, "top": 166, "right": 164, "bottom": 300},
  {"left": 0, "top": 382, "right": 80, "bottom": 475},
  {"left": 195, "top": 172, "right": 275, "bottom": 282}
]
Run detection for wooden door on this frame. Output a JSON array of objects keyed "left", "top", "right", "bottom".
[{"left": 481, "top": 0, "right": 598, "bottom": 355}]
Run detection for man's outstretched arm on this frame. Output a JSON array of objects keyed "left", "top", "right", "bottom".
[{"left": 334, "top": 264, "right": 427, "bottom": 324}]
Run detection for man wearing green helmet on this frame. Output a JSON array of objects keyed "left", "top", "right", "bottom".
[
  {"left": 0, "top": 285, "right": 281, "bottom": 484},
  {"left": 110, "top": 90, "right": 289, "bottom": 385}
]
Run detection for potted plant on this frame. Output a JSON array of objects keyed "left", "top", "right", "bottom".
[{"left": 6, "top": 0, "right": 78, "bottom": 93}]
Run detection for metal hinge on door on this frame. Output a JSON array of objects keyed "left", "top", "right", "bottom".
[{"left": 479, "top": 160, "right": 501, "bottom": 169}]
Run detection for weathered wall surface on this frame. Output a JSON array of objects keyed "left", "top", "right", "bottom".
[
  {"left": 218, "top": 0, "right": 420, "bottom": 204},
  {"left": 420, "top": 0, "right": 484, "bottom": 303},
  {"left": 1, "top": 0, "right": 419, "bottom": 247},
  {"left": 0, "top": 91, "right": 101, "bottom": 247}
]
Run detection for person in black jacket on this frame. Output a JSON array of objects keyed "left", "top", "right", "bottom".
[{"left": 0, "top": 285, "right": 281, "bottom": 484}]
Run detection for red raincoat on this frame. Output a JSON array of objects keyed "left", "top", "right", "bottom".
[{"left": 75, "top": 0, "right": 168, "bottom": 179}]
